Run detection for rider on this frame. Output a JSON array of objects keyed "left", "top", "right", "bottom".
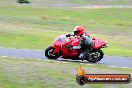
[
  {"left": 73, "top": 26, "right": 94, "bottom": 60},
  {"left": 58, "top": 26, "right": 94, "bottom": 60}
]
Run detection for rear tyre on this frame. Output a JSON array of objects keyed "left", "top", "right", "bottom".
[
  {"left": 87, "top": 49, "right": 104, "bottom": 63},
  {"left": 45, "top": 46, "right": 59, "bottom": 59}
]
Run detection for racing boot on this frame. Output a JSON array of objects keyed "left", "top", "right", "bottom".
[
  {"left": 79, "top": 49, "right": 90, "bottom": 61},
  {"left": 79, "top": 53, "right": 84, "bottom": 61}
]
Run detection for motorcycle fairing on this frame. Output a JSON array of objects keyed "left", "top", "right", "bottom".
[{"left": 92, "top": 38, "right": 107, "bottom": 49}]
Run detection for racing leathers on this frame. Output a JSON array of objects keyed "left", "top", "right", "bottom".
[{"left": 73, "top": 33, "right": 94, "bottom": 60}]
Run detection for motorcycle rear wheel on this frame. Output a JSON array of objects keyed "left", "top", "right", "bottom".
[
  {"left": 45, "top": 46, "right": 59, "bottom": 59},
  {"left": 87, "top": 49, "right": 104, "bottom": 63}
]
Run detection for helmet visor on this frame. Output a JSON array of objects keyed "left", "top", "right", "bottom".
[{"left": 74, "top": 31, "right": 80, "bottom": 35}]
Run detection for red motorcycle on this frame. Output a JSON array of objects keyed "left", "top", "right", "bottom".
[{"left": 45, "top": 34, "right": 108, "bottom": 63}]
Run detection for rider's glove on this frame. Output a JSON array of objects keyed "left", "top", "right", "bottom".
[{"left": 73, "top": 45, "right": 81, "bottom": 50}]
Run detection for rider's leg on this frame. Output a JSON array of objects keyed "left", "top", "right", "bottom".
[{"left": 79, "top": 42, "right": 94, "bottom": 60}]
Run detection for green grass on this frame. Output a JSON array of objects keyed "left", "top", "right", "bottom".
[
  {"left": 0, "top": 4, "right": 132, "bottom": 56},
  {"left": 0, "top": 57, "right": 132, "bottom": 88}
]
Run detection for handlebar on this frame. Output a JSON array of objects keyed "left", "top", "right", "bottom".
[{"left": 66, "top": 34, "right": 75, "bottom": 37}]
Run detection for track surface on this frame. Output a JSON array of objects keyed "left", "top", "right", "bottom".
[{"left": 0, "top": 47, "right": 132, "bottom": 68}]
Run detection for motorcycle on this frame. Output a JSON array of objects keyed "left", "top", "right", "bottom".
[{"left": 45, "top": 34, "right": 108, "bottom": 63}]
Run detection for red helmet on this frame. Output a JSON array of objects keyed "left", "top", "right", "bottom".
[{"left": 74, "top": 26, "right": 84, "bottom": 36}]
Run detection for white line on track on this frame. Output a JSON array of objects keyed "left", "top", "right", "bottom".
[
  {"left": 0, "top": 55, "right": 132, "bottom": 69},
  {"left": 2, "top": 56, "right": 8, "bottom": 57}
]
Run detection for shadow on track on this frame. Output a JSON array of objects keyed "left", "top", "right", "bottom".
[{"left": 46, "top": 58, "right": 103, "bottom": 65}]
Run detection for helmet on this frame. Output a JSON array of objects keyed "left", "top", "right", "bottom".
[{"left": 74, "top": 26, "right": 84, "bottom": 36}]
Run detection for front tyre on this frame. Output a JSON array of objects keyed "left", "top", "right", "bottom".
[
  {"left": 87, "top": 49, "right": 104, "bottom": 63},
  {"left": 45, "top": 46, "right": 58, "bottom": 59}
]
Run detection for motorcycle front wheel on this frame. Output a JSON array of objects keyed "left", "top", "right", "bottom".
[
  {"left": 87, "top": 49, "right": 104, "bottom": 63},
  {"left": 45, "top": 46, "right": 59, "bottom": 59}
]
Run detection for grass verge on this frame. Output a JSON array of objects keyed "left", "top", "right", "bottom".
[{"left": 0, "top": 57, "right": 132, "bottom": 88}]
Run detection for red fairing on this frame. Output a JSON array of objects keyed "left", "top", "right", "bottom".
[
  {"left": 69, "top": 36, "right": 81, "bottom": 46},
  {"left": 52, "top": 35, "right": 107, "bottom": 59},
  {"left": 52, "top": 35, "right": 81, "bottom": 58},
  {"left": 92, "top": 38, "right": 107, "bottom": 49}
]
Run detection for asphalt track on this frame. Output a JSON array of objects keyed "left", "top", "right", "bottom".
[{"left": 0, "top": 47, "right": 132, "bottom": 68}]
